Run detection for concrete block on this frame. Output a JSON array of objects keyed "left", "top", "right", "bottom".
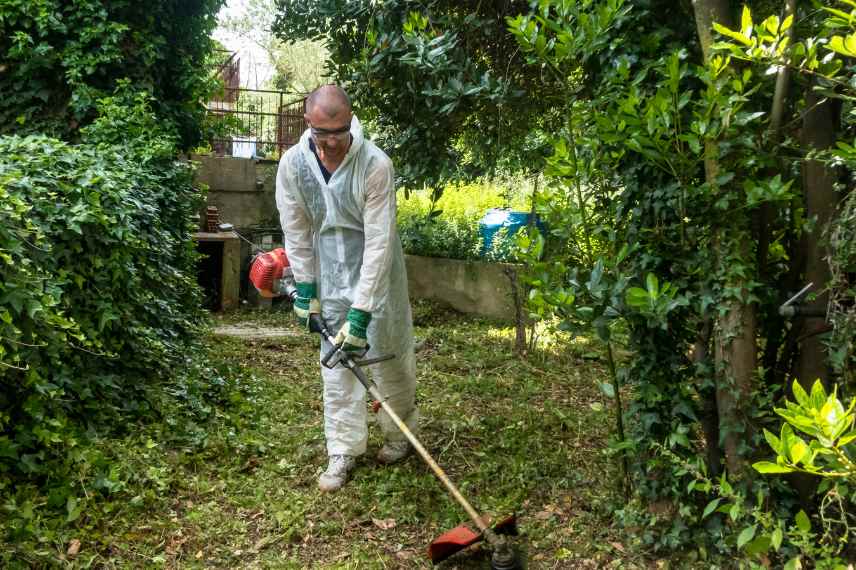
[
  {"left": 192, "top": 154, "right": 258, "bottom": 192},
  {"left": 192, "top": 155, "right": 279, "bottom": 230}
]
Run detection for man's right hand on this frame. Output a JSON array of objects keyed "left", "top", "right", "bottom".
[{"left": 293, "top": 282, "right": 320, "bottom": 329}]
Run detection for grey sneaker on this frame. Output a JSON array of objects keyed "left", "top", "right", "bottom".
[
  {"left": 377, "top": 441, "right": 412, "bottom": 464},
  {"left": 318, "top": 455, "right": 356, "bottom": 492}
]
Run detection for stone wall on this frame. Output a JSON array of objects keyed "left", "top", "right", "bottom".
[{"left": 404, "top": 255, "right": 517, "bottom": 320}]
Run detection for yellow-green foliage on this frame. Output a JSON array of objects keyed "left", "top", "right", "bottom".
[
  {"left": 397, "top": 179, "right": 533, "bottom": 260},
  {"left": 398, "top": 180, "right": 531, "bottom": 221}
]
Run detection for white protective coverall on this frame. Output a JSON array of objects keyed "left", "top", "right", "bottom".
[{"left": 275, "top": 116, "right": 418, "bottom": 457}]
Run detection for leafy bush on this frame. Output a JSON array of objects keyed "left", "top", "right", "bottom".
[
  {"left": 397, "top": 179, "right": 533, "bottom": 260},
  {"left": 755, "top": 379, "right": 855, "bottom": 482},
  {"left": 0, "top": 0, "right": 224, "bottom": 149},
  {"left": 0, "top": 92, "right": 205, "bottom": 488}
]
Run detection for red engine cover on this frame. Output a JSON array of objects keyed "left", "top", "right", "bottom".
[{"left": 249, "top": 248, "right": 290, "bottom": 298}]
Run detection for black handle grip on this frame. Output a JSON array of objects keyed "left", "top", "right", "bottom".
[{"left": 308, "top": 313, "right": 327, "bottom": 336}]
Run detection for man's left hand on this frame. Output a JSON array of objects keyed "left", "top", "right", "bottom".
[{"left": 334, "top": 308, "right": 371, "bottom": 353}]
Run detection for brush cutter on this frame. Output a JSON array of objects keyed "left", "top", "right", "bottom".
[
  {"left": 288, "top": 288, "right": 523, "bottom": 567},
  {"left": 246, "top": 253, "right": 524, "bottom": 567}
]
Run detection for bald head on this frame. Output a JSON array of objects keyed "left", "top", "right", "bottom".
[{"left": 305, "top": 84, "right": 352, "bottom": 118}]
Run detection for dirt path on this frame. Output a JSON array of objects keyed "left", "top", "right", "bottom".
[{"left": 213, "top": 324, "right": 299, "bottom": 339}]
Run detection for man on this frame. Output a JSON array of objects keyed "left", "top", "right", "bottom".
[{"left": 275, "top": 85, "right": 418, "bottom": 492}]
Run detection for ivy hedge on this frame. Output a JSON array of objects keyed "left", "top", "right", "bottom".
[
  {"left": 0, "top": 0, "right": 223, "bottom": 150},
  {"left": 0, "top": 94, "right": 205, "bottom": 486}
]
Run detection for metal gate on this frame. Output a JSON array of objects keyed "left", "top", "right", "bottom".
[{"left": 207, "top": 88, "right": 307, "bottom": 160}]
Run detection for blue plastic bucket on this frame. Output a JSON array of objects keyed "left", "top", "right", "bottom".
[{"left": 478, "top": 209, "right": 540, "bottom": 257}]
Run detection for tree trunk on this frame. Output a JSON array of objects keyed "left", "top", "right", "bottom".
[
  {"left": 795, "top": 80, "right": 841, "bottom": 388},
  {"left": 693, "top": 0, "right": 757, "bottom": 479},
  {"left": 714, "top": 257, "right": 757, "bottom": 478},
  {"left": 692, "top": 0, "right": 733, "bottom": 61},
  {"left": 694, "top": 319, "right": 722, "bottom": 477},
  {"left": 758, "top": 0, "right": 797, "bottom": 279},
  {"left": 760, "top": 0, "right": 798, "bottom": 386}
]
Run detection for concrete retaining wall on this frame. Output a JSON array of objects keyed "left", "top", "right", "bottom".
[
  {"left": 404, "top": 255, "right": 518, "bottom": 320},
  {"left": 192, "top": 154, "right": 279, "bottom": 229}
]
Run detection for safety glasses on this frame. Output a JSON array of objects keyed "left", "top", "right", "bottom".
[{"left": 310, "top": 125, "right": 350, "bottom": 142}]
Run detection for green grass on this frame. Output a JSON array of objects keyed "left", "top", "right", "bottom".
[{"left": 4, "top": 303, "right": 652, "bottom": 569}]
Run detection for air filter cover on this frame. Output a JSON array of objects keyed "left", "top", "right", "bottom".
[{"left": 249, "top": 248, "right": 290, "bottom": 298}]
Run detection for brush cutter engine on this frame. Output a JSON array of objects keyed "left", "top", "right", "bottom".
[{"left": 249, "top": 248, "right": 292, "bottom": 298}]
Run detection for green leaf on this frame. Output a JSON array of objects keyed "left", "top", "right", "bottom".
[
  {"left": 66, "top": 496, "right": 82, "bottom": 522},
  {"left": 713, "top": 22, "right": 751, "bottom": 46},
  {"left": 599, "top": 382, "right": 615, "bottom": 398},
  {"left": 737, "top": 525, "right": 757, "bottom": 549},
  {"left": 745, "top": 535, "right": 771, "bottom": 556},
  {"left": 740, "top": 6, "right": 753, "bottom": 36},
  {"left": 828, "top": 27, "right": 856, "bottom": 59},
  {"left": 789, "top": 439, "right": 808, "bottom": 464},
  {"left": 780, "top": 423, "right": 795, "bottom": 452},
  {"left": 763, "top": 428, "right": 782, "bottom": 455},
  {"left": 702, "top": 498, "right": 721, "bottom": 519},
  {"left": 792, "top": 379, "right": 810, "bottom": 408},
  {"left": 764, "top": 15, "right": 780, "bottom": 35},
  {"left": 625, "top": 287, "right": 649, "bottom": 308},
  {"left": 822, "top": 6, "right": 854, "bottom": 22},
  {"left": 771, "top": 527, "right": 783, "bottom": 551},
  {"left": 752, "top": 461, "right": 794, "bottom": 474},
  {"left": 795, "top": 510, "right": 810, "bottom": 533},
  {"left": 645, "top": 273, "right": 658, "bottom": 296},
  {"left": 784, "top": 557, "right": 802, "bottom": 570},
  {"left": 810, "top": 380, "right": 827, "bottom": 410}
]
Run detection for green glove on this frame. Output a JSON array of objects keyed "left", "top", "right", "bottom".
[
  {"left": 293, "top": 282, "right": 320, "bottom": 329},
  {"left": 333, "top": 308, "right": 372, "bottom": 353}
]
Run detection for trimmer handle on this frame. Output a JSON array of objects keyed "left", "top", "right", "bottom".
[{"left": 282, "top": 280, "right": 383, "bottom": 368}]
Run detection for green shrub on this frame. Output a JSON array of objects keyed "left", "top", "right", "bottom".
[
  {"left": 0, "top": 93, "right": 205, "bottom": 487},
  {"left": 397, "top": 179, "right": 533, "bottom": 260},
  {"left": 0, "top": 0, "right": 224, "bottom": 149}
]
